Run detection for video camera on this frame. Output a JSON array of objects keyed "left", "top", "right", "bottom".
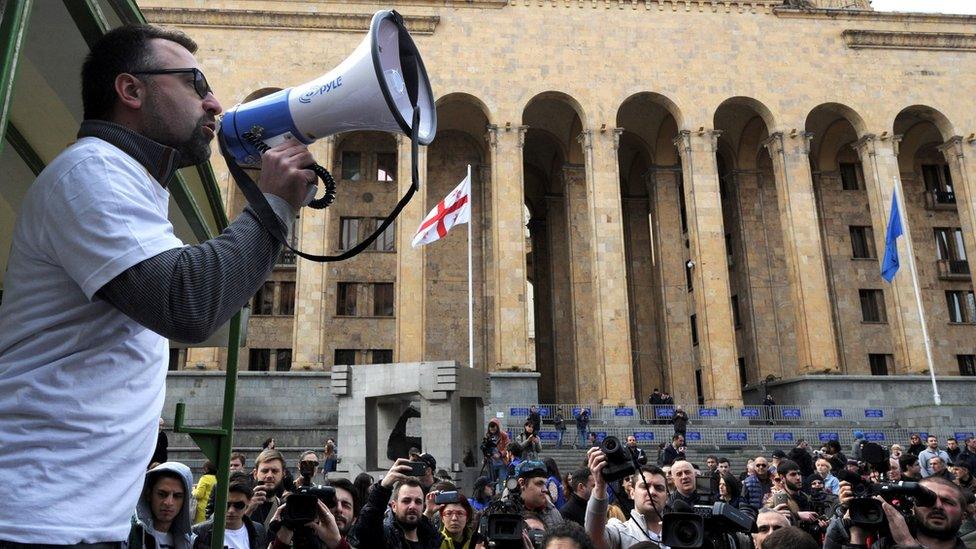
[
  {"left": 841, "top": 442, "right": 938, "bottom": 529},
  {"left": 478, "top": 496, "right": 545, "bottom": 549},
  {"left": 662, "top": 501, "right": 754, "bottom": 549}
]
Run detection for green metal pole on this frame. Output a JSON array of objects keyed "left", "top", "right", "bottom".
[
  {"left": 210, "top": 311, "right": 242, "bottom": 549},
  {"left": 0, "top": 0, "right": 34, "bottom": 153}
]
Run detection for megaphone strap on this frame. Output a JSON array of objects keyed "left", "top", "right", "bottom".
[{"left": 218, "top": 107, "right": 422, "bottom": 263}]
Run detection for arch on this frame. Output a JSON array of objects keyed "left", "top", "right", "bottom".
[
  {"left": 805, "top": 102, "right": 868, "bottom": 139},
  {"left": 435, "top": 95, "right": 491, "bottom": 162},
  {"left": 893, "top": 104, "right": 955, "bottom": 142},
  {"left": 713, "top": 96, "right": 776, "bottom": 134},
  {"left": 434, "top": 91, "right": 492, "bottom": 124},
  {"left": 523, "top": 91, "right": 587, "bottom": 129},
  {"left": 616, "top": 91, "right": 684, "bottom": 133}
]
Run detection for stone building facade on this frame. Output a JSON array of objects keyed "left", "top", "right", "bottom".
[{"left": 152, "top": 0, "right": 976, "bottom": 406}]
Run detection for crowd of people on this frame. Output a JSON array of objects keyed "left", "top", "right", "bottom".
[{"left": 136, "top": 423, "right": 976, "bottom": 549}]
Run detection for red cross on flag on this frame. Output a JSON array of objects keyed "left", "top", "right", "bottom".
[{"left": 412, "top": 173, "right": 471, "bottom": 247}]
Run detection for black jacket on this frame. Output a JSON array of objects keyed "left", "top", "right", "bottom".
[
  {"left": 192, "top": 516, "right": 266, "bottom": 549},
  {"left": 661, "top": 444, "right": 685, "bottom": 466},
  {"left": 559, "top": 493, "right": 588, "bottom": 526},
  {"left": 789, "top": 447, "right": 815, "bottom": 477},
  {"left": 348, "top": 482, "right": 443, "bottom": 549}
]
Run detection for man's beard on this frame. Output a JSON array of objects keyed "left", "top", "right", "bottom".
[
  {"left": 916, "top": 511, "right": 962, "bottom": 540},
  {"left": 397, "top": 513, "right": 420, "bottom": 532},
  {"left": 143, "top": 96, "right": 214, "bottom": 168}
]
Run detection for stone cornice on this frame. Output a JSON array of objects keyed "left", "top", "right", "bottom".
[
  {"left": 142, "top": 7, "right": 440, "bottom": 35},
  {"left": 774, "top": 6, "right": 976, "bottom": 25},
  {"left": 842, "top": 29, "right": 976, "bottom": 51},
  {"left": 266, "top": 0, "right": 507, "bottom": 8}
]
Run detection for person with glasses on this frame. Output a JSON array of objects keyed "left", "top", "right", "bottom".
[
  {"left": 0, "top": 24, "right": 319, "bottom": 547},
  {"left": 743, "top": 456, "right": 775, "bottom": 511},
  {"left": 191, "top": 483, "right": 267, "bottom": 549},
  {"left": 437, "top": 495, "right": 482, "bottom": 549}
]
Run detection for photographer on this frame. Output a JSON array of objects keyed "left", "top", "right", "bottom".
[
  {"left": 268, "top": 497, "right": 345, "bottom": 549},
  {"left": 838, "top": 476, "right": 969, "bottom": 549},
  {"left": 517, "top": 419, "right": 543, "bottom": 461},
  {"left": 347, "top": 458, "right": 443, "bottom": 548},
  {"left": 323, "top": 477, "right": 360, "bottom": 542},
  {"left": 576, "top": 409, "right": 591, "bottom": 449},
  {"left": 485, "top": 418, "right": 511, "bottom": 485},
  {"left": 554, "top": 409, "right": 567, "bottom": 449},
  {"left": 585, "top": 446, "right": 669, "bottom": 548}
]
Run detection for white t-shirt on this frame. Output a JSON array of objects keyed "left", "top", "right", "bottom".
[
  {"left": 224, "top": 525, "right": 251, "bottom": 549},
  {"left": 150, "top": 527, "right": 176, "bottom": 549},
  {"left": 0, "top": 137, "right": 183, "bottom": 543}
]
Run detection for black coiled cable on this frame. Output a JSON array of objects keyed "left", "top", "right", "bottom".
[{"left": 241, "top": 131, "right": 336, "bottom": 209}]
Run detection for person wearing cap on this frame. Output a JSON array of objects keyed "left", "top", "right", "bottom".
[
  {"left": 851, "top": 431, "right": 866, "bottom": 461},
  {"left": 410, "top": 450, "right": 438, "bottom": 493},
  {"left": 513, "top": 460, "right": 564, "bottom": 530},
  {"left": 951, "top": 460, "right": 974, "bottom": 491},
  {"left": 770, "top": 449, "right": 786, "bottom": 475}
]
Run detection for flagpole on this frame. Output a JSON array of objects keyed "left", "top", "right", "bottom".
[
  {"left": 467, "top": 164, "right": 474, "bottom": 369},
  {"left": 892, "top": 176, "right": 941, "bottom": 405}
]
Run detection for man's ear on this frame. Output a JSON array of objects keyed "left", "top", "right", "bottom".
[{"left": 115, "top": 73, "right": 146, "bottom": 110}]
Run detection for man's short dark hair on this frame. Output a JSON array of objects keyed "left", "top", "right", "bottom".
[
  {"left": 228, "top": 482, "right": 252, "bottom": 499},
  {"left": 706, "top": 455, "right": 718, "bottom": 462},
  {"left": 325, "top": 477, "right": 361, "bottom": 517},
  {"left": 826, "top": 440, "right": 841, "bottom": 452},
  {"left": 900, "top": 454, "right": 919, "bottom": 472},
  {"left": 776, "top": 459, "right": 800, "bottom": 477},
  {"left": 569, "top": 467, "right": 591, "bottom": 491},
  {"left": 672, "top": 434, "right": 683, "bottom": 442},
  {"left": 230, "top": 452, "right": 246, "bottom": 466},
  {"left": 542, "top": 521, "right": 595, "bottom": 549},
  {"left": 507, "top": 441, "right": 523, "bottom": 458},
  {"left": 762, "top": 526, "right": 819, "bottom": 549},
  {"left": 81, "top": 24, "right": 198, "bottom": 120},
  {"left": 393, "top": 477, "right": 424, "bottom": 499},
  {"left": 718, "top": 457, "right": 730, "bottom": 465}
]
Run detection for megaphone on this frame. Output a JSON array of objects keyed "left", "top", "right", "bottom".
[{"left": 220, "top": 9, "right": 436, "bottom": 166}]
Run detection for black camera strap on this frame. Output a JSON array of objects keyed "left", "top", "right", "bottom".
[{"left": 218, "top": 107, "right": 421, "bottom": 263}]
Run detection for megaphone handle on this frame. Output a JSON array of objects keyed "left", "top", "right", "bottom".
[{"left": 242, "top": 132, "right": 337, "bottom": 209}]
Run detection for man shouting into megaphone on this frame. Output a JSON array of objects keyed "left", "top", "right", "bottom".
[{"left": 0, "top": 24, "right": 317, "bottom": 546}]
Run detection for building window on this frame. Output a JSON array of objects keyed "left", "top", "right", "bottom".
[
  {"left": 850, "top": 226, "right": 876, "bottom": 259},
  {"left": 690, "top": 314, "right": 698, "bottom": 346},
  {"left": 678, "top": 180, "right": 688, "bottom": 234},
  {"left": 373, "top": 283, "right": 395, "bottom": 317},
  {"left": 340, "top": 217, "right": 362, "bottom": 251},
  {"left": 334, "top": 349, "right": 357, "bottom": 366},
  {"left": 377, "top": 152, "right": 397, "bottom": 182},
  {"left": 868, "top": 353, "right": 893, "bottom": 376},
  {"left": 725, "top": 233, "right": 734, "bottom": 267},
  {"left": 275, "top": 349, "right": 292, "bottom": 372},
  {"left": 922, "top": 164, "right": 955, "bottom": 204},
  {"left": 278, "top": 282, "right": 296, "bottom": 316},
  {"left": 958, "top": 355, "right": 976, "bottom": 376},
  {"left": 341, "top": 151, "right": 362, "bottom": 181},
  {"left": 249, "top": 348, "right": 271, "bottom": 371},
  {"left": 340, "top": 217, "right": 396, "bottom": 252},
  {"left": 694, "top": 370, "right": 705, "bottom": 406},
  {"left": 946, "top": 290, "right": 976, "bottom": 323},
  {"left": 685, "top": 261, "right": 693, "bottom": 292},
  {"left": 934, "top": 228, "right": 967, "bottom": 261},
  {"left": 731, "top": 295, "right": 741, "bottom": 329},
  {"left": 840, "top": 162, "right": 863, "bottom": 191},
  {"left": 859, "top": 289, "right": 887, "bottom": 323},
  {"left": 252, "top": 281, "right": 275, "bottom": 315},
  {"left": 374, "top": 219, "right": 396, "bottom": 252},
  {"left": 738, "top": 357, "right": 747, "bottom": 386},
  {"left": 336, "top": 283, "right": 358, "bottom": 316},
  {"left": 168, "top": 348, "right": 186, "bottom": 371},
  {"left": 371, "top": 349, "right": 393, "bottom": 364}
]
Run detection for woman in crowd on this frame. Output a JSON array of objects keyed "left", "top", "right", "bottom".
[
  {"left": 438, "top": 493, "right": 483, "bottom": 549},
  {"left": 542, "top": 457, "right": 565, "bottom": 509},
  {"left": 907, "top": 433, "right": 925, "bottom": 456},
  {"left": 192, "top": 460, "right": 217, "bottom": 524},
  {"left": 322, "top": 438, "right": 338, "bottom": 474},
  {"left": 717, "top": 470, "right": 743, "bottom": 508},
  {"left": 515, "top": 419, "right": 542, "bottom": 461},
  {"left": 468, "top": 476, "right": 493, "bottom": 512}
]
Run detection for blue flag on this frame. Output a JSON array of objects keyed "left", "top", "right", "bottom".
[{"left": 881, "top": 193, "right": 903, "bottom": 282}]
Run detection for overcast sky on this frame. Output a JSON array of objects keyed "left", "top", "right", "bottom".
[{"left": 871, "top": 0, "right": 976, "bottom": 14}]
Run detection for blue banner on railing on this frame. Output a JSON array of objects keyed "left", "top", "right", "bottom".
[
  {"left": 773, "top": 432, "right": 795, "bottom": 442},
  {"left": 823, "top": 409, "right": 843, "bottom": 418},
  {"left": 864, "top": 409, "right": 884, "bottom": 418},
  {"left": 615, "top": 408, "right": 635, "bottom": 417},
  {"left": 699, "top": 408, "right": 718, "bottom": 417},
  {"left": 818, "top": 432, "right": 839, "bottom": 442},
  {"left": 573, "top": 407, "right": 592, "bottom": 417},
  {"left": 782, "top": 408, "right": 802, "bottom": 419},
  {"left": 634, "top": 431, "right": 655, "bottom": 442},
  {"left": 539, "top": 431, "right": 560, "bottom": 442},
  {"left": 656, "top": 407, "right": 675, "bottom": 418},
  {"left": 726, "top": 432, "right": 748, "bottom": 442},
  {"left": 510, "top": 407, "right": 530, "bottom": 416},
  {"left": 539, "top": 408, "right": 551, "bottom": 417},
  {"left": 918, "top": 432, "right": 929, "bottom": 439},
  {"left": 593, "top": 431, "right": 607, "bottom": 442},
  {"left": 864, "top": 431, "right": 885, "bottom": 442},
  {"left": 686, "top": 431, "right": 702, "bottom": 441},
  {"left": 955, "top": 432, "right": 974, "bottom": 441},
  {"left": 740, "top": 408, "right": 760, "bottom": 418}
]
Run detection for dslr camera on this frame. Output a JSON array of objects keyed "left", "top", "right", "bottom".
[{"left": 599, "top": 435, "right": 638, "bottom": 482}]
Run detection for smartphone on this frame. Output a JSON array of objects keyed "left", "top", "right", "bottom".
[
  {"left": 406, "top": 460, "right": 428, "bottom": 477},
  {"left": 435, "top": 490, "right": 461, "bottom": 504},
  {"left": 772, "top": 491, "right": 790, "bottom": 506}
]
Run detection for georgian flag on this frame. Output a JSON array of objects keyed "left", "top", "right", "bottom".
[{"left": 411, "top": 174, "right": 471, "bottom": 247}]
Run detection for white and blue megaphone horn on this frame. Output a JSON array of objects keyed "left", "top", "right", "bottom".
[{"left": 220, "top": 9, "right": 436, "bottom": 167}]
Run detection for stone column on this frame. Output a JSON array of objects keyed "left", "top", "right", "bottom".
[
  {"left": 648, "top": 166, "right": 697, "bottom": 404},
  {"left": 854, "top": 134, "right": 928, "bottom": 372},
  {"left": 545, "top": 194, "right": 578, "bottom": 403},
  {"left": 486, "top": 125, "right": 531, "bottom": 371},
  {"left": 563, "top": 163, "right": 598, "bottom": 402},
  {"left": 579, "top": 128, "right": 635, "bottom": 404},
  {"left": 292, "top": 136, "right": 335, "bottom": 370},
  {"left": 939, "top": 136, "right": 976, "bottom": 283},
  {"left": 673, "top": 130, "right": 742, "bottom": 406},
  {"left": 395, "top": 134, "right": 428, "bottom": 362},
  {"left": 763, "top": 132, "right": 840, "bottom": 374}
]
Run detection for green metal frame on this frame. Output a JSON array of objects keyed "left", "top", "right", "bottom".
[
  {"left": 1, "top": 2, "right": 240, "bottom": 546},
  {"left": 0, "top": 0, "right": 33, "bottom": 152}
]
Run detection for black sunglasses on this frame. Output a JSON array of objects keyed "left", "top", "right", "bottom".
[
  {"left": 226, "top": 500, "right": 246, "bottom": 510},
  {"left": 131, "top": 68, "right": 212, "bottom": 99}
]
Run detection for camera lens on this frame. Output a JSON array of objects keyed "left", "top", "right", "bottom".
[{"left": 675, "top": 520, "right": 699, "bottom": 544}]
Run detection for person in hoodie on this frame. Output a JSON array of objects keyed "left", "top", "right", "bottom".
[{"left": 129, "top": 462, "right": 194, "bottom": 549}]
